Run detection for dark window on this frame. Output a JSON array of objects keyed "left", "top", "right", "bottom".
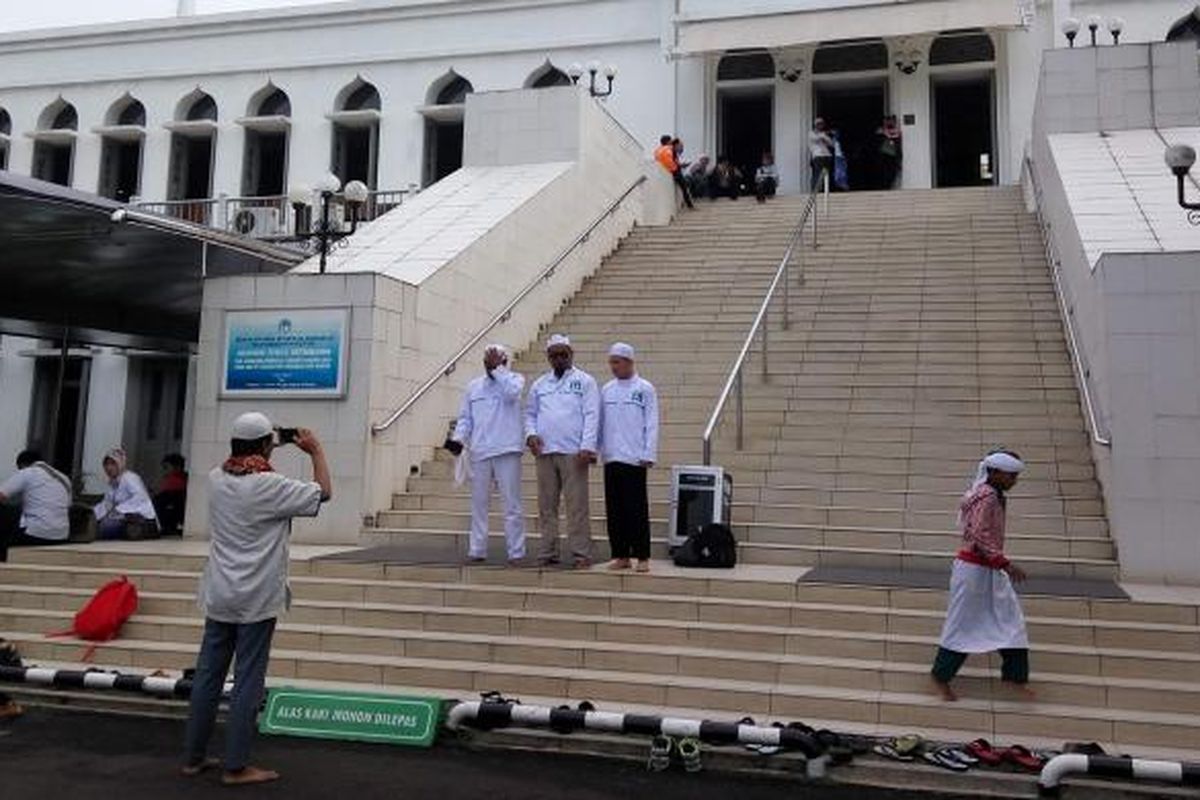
[
  {"left": 929, "top": 32, "right": 995, "bottom": 65},
  {"left": 343, "top": 82, "right": 381, "bottom": 111},
  {"left": 812, "top": 40, "right": 888, "bottom": 74},
  {"left": 0, "top": 108, "right": 10, "bottom": 136},
  {"left": 256, "top": 88, "right": 291, "bottom": 117},
  {"left": 531, "top": 66, "right": 571, "bottom": 88},
  {"left": 117, "top": 99, "right": 146, "bottom": 126},
  {"left": 1168, "top": 11, "right": 1200, "bottom": 44},
  {"left": 185, "top": 94, "right": 218, "bottom": 122},
  {"left": 717, "top": 50, "right": 775, "bottom": 81},
  {"left": 50, "top": 103, "right": 78, "bottom": 130},
  {"left": 435, "top": 75, "right": 473, "bottom": 105}
]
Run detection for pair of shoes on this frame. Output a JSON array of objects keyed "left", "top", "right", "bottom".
[
  {"left": 923, "top": 747, "right": 972, "bottom": 772},
  {"left": 873, "top": 734, "right": 923, "bottom": 762},
  {"left": 465, "top": 556, "right": 486, "bottom": 565},
  {"left": 607, "top": 559, "right": 631, "bottom": 571},
  {"left": 964, "top": 739, "right": 1043, "bottom": 771},
  {"left": 536, "top": 556, "right": 559, "bottom": 568},
  {"left": 678, "top": 737, "right": 702, "bottom": 773},
  {"left": 635, "top": 559, "right": 650, "bottom": 573}
]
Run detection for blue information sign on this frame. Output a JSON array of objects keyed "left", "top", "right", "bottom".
[{"left": 221, "top": 308, "right": 348, "bottom": 397}]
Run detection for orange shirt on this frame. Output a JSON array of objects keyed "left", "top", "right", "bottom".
[{"left": 654, "top": 144, "right": 677, "bottom": 173}]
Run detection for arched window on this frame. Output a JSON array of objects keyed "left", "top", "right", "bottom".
[
  {"left": 812, "top": 39, "right": 888, "bottom": 74},
  {"left": 106, "top": 95, "right": 146, "bottom": 127},
  {"left": 1168, "top": 8, "right": 1200, "bottom": 43},
  {"left": 427, "top": 72, "right": 473, "bottom": 106},
  {"left": 717, "top": 50, "right": 775, "bottom": 81},
  {"left": 0, "top": 108, "right": 11, "bottom": 136},
  {"left": 526, "top": 62, "right": 571, "bottom": 88},
  {"left": 338, "top": 78, "right": 381, "bottom": 112},
  {"left": 929, "top": 30, "right": 996, "bottom": 65},
  {"left": 39, "top": 99, "right": 78, "bottom": 131},
  {"left": 179, "top": 90, "right": 218, "bottom": 122},
  {"left": 251, "top": 86, "right": 291, "bottom": 117}
]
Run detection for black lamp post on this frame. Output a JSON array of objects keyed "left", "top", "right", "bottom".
[
  {"left": 1109, "top": 17, "right": 1124, "bottom": 45},
  {"left": 1165, "top": 144, "right": 1200, "bottom": 226},
  {"left": 568, "top": 61, "right": 617, "bottom": 98},
  {"left": 287, "top": 173, "right": 370, "bottom": 273},
  {"left": 1087, "top": 15, "right": 1102, "bottom": 46},
  {"left": 1062, "top": 17, "right": 1080, "bottom": 47}
]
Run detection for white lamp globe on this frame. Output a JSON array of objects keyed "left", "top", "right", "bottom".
[
  {"left": 343, "top": 179, "right": 370, "bottom": 204},
  {"left": 316, "top": 172, "right": 342, "bottom": 194},
  {"left": 586, "top": 60, "right": 600, "bottom": 74},
  {"left": 567, "top": 62, "right": 584, "bottom": 80},
  {"left": 1061, "top": 17, "right": 1081, "bottom": 36},
  {"left": 287, "top": 184, "right": 312, "bottom": 206},
  {"left": 1165, "top": 144, "right": 1197, "bottom": 176},
  {"left": 603, "top": 64, "right": 618, "bottom": 79},
  {"left": 1108, "top": 16, "right": 1125, "bottom": 35}
]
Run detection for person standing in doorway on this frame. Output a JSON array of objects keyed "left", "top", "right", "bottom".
[
  {"left": 931, "top": 450, "right": 1033, "bottom": 703},
  {"left": 0, "top": 449, "right": 70, "bottom": 563},
  {"left": 654, "top": 134, "right": 694, "bottom": 209},
  {"left": 599, "top": 342, "right": 659, "bottom": 573},
  {"left": 877, "top": 115, "right": 903, "bottom": 189},
  {"left": 182, "top": 413, "right": 331, "bottom": 786},
  {"left": 448, "top": 344, "right": 527, "bottom": 566},
  {"left": 808, "top": 117, "right": 835, "bottom": 190},
  {"left": 526, "top": 334, "right": 600, "bottom": 569}
]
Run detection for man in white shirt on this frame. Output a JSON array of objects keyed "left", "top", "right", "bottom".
[
  {"left": 449, "top": 344, "right": 526, "bottom": 565},
  {"left": 183, "top": 412, "right": 330, "bottom": 787},
  {"left": 808, "top": 117, "right": 835, "bottom": 190},
  {"left": 0, "top": 449, "right": 71, "bottom": 562},
  {"left": 525, "top": 333, "right": 600, "bottom": 569},
  {"left": 599, "top": 342, "right": 659, "bottom": 573}
]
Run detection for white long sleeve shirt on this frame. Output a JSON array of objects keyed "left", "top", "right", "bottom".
[
  {"left": 452, "top": 367, "right": 526, "bottom": 462},
  {"left": 524, "top": 366, "right": 600, "bottom": 455},
  {"left": 600, "top": 375, "right": 659, "bottom": 466},
  {"left": 95, "top": 471, "right": 159, "bottom": 523}
]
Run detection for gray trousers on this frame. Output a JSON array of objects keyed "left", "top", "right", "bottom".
[
  {"left": 183, "top": 617, "right": 276, "bottom": 772},
  {"left": 535, "top": 453, "right": 592, "bottom": 562}
]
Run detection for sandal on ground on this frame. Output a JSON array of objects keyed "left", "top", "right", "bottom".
[
  {"left": 1063, "top": 741, "right": 1106, "bottom": 756},
  {"left": 964, "top": 738, "right": 1004, "bottom": 766},
  {"left": 944, "top": 747, "right": 979, "bottom": 766},
  {"left": 1002, "top": 744, "right": 1044, "bottom": 772},
  {"left": 923, "top": 747, "right": 970, "bottom": 772},
  {"left": 873, "top": 736, "right": 919, "bottom": 763},
  {"left": 815, "top": 729, "right": 854, "bottom": 764}
]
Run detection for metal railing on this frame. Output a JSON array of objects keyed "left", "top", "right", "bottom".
[
  {"left": 701, "top": 171, "right": 829, "bottom": 465},
  {"left": 370, "top": 174, "right": 648, "bottom": 436},
  {"left": 1023, "top": 155, "right": 1111, "bottom": 447},
  {"left": 133, "top": 187, "right": 418, "bottom": 238}
]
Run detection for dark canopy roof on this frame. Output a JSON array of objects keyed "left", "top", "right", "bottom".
[{"left": 0, "top": 172, "right": 304, "bottom": 352}]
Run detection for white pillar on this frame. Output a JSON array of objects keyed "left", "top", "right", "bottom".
[
  {"left": 0, "top": 336, "right": 37, "bottom": 465},
  {"left": 80, "top": 349, "right": 129, "bottom": 494},
  {"left": 774, "top": 49, "right": 808, "bottom": 196},
  {"left": 890, "top": 37, "right": 933, "bottom": 190}
]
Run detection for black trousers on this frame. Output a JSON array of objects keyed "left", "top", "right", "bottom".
[
  {"left": 604, "top": 463, "right": 650, "bottom": 560},
  {"left": 931, "top": 646, "right": 1029, "bottom": 684},
  {"left": 671, "top": 169, "right": 694, "bottom": 209},
  {"left": 0, "top": 505, "right": 61, "bottom": 563},
  {"left": 810, "top": 156, "right": 834, "bottom": 190}
]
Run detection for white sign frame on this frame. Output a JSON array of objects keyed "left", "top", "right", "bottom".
[{"left": 220, "top": 307, "right": 350, "bottom": 399}]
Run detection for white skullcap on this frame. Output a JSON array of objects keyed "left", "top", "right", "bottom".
[
  {"left": 231, "top": 411, "right": 273, "bottom": 441},
  {"left": 608, "top": 342, "right": 636, "bottom": 360},
  {"left": 546, "top": 333, "right": 571, "bottom": 351}
]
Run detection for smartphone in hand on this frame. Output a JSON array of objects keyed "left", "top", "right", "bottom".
[{"left": 276, "top": 427, "right": 299, "bottom": 445}]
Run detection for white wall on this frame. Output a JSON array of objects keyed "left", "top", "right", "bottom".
[
  {"left": 79, "top": 349, "right": 129, "bottom": 494},
  {"left": 0, "top": 336, "right": 36, "bottom": 467}
]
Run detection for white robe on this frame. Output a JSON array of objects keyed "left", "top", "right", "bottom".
[{"left": 938, "top": 559, "right": 1029, "bottom": 653}]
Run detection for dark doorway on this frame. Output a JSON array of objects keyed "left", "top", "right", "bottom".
[
  {"left": 243, "top": 130, "right": 288, "bottom": 197},
  {"left": 167, "top": 133, "right": 215, "bottom": 223},
  {"left": 717, "top": 87, "right": 773, "bottom": 191},
  {"left": 332, "top": 124, "right": 378, "bottom": 188},
  {"left": 28, "top": 356, "right": 89, "bottom": 479},
  {"left": 99, "top": 138, "right": 142, "bottom": 201},
  {"left": 424, "top": 120, "right": 463, "bottom": 186},
  {"left": 933, "top": 75, "right": 995, "bottom": 187},
  {"left": 32, "top": 141, "right": 74, "bottom": 186},
  {"left": 814, "top": 81, "right": 886, "bottom": 191}
]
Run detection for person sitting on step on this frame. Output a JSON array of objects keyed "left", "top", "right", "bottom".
[
  {"left": 0, "top": 449, "right": 71, "bottom": 563},
  {"left": 93, "top": 447, "right": 159, "bottom": 540}
]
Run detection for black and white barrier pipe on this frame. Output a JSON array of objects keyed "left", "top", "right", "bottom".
[
  {"left": 1039, "top": 754, "right": 1200, "bottom": 795},
  {"left": 447, "top": 701, "right": 824, "bottom": 760},
  {"left": 0, "top": 664, "right": 228, "bottom": 699}
]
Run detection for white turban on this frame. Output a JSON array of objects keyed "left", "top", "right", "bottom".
[
  {"left": 970, "top": 450, "right": 1025, "bottom": 489},
  {"left": 608, "top": 342, "right": 635, "bottom": 361},
  {"left": 546, "top": 333, "right": 571, "bottom": 351}
]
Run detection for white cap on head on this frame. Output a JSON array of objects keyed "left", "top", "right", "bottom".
[
  {"left": 546, "top": 333, "right": 571, "bottom": 351},
  {"left": 608, "top": 342, "right": 635, "bottom": 361},
  {"left": 231, "top": 411, "right": 273, "bottom": 441}
]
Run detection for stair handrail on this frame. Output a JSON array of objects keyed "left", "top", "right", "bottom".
[
  {"left": 370, "top": 174, "right": 647, "bottom": 436},
  {"left": 1023, "top": 155, "right": 1111, "bottom": 447},
  {"left": 701, "top": 170, "right": 829, "bottom": 465}
]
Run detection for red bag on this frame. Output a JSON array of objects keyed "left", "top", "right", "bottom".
[{"left": 49, "top": 577, "right": 139, "bottom": 661}]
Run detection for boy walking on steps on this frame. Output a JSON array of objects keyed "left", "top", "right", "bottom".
[{"left": 931, "top": 450, "right": 1034, "bottom": 702}]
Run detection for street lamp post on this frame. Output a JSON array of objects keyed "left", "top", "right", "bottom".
[
  {"left": 287, "top": 173, "right": 370, "bottom": 273},
  {"left": 1164, "top": 144, "right": 1200, "bottom": 225},
  {"left": 1087, "top": 15, "right": 1103, "bottom": 46},
  {"left": 567, "top": 61, "right": 617, "bottom": 98},
  {"left": 1108, "top": 17, "right": 1125, "bottom": 45},
  {"left": 1062, "top": 17, "right": 1081, "bottom": 48}
]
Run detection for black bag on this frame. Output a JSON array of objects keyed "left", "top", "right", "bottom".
[{"left": 672, "top": 523, "right": 737, "bottom": 569}]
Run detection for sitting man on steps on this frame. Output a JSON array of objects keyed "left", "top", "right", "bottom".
[
  {"left": 931, "top": 450, "right": 1034, "bottom": 703},
  {"left": 182, "top": 412, "right": 331, "bottom": 786},
  {"left": 0, "top": 449, "right": 71, "bottom": 563}
]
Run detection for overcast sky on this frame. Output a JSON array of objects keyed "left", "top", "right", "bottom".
[{"left": 0, "top": 0, "right": 341, "bottom": 32}]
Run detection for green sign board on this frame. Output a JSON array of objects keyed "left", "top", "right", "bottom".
[{"left": 259, "top": 688, "right": 441, "bottom": 747}]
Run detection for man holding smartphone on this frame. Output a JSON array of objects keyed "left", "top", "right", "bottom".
[{"left": 182, "top": 412, "right": 331, "bottom": 786}]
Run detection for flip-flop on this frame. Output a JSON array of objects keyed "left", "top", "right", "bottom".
[
  {"left": 923, "top": 748, "right": 970, "bottom": 772},
  {"left": 944, "top": 747, "right": 979, "bottom": 766},
  {"left": 873, "top": 740, "right": 915, "bottom": 762},
  {"left": 1063, "top": 741, "right": 1106, "bottom": 756},
  {"left": 964, "top": 738, "right": 1004, "bottom": 766},
  {"left": 648, "top": 735, "right": 674, "bottom": 772},
  {"left": 577, "top": 701, "right": 596, "bottom": 713},
  {"left": 180, "top": 758, "right": 220, "bottom": 778},
  {"left": 1002, "top": 744, "right": 1044, "bottom": 772}
]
